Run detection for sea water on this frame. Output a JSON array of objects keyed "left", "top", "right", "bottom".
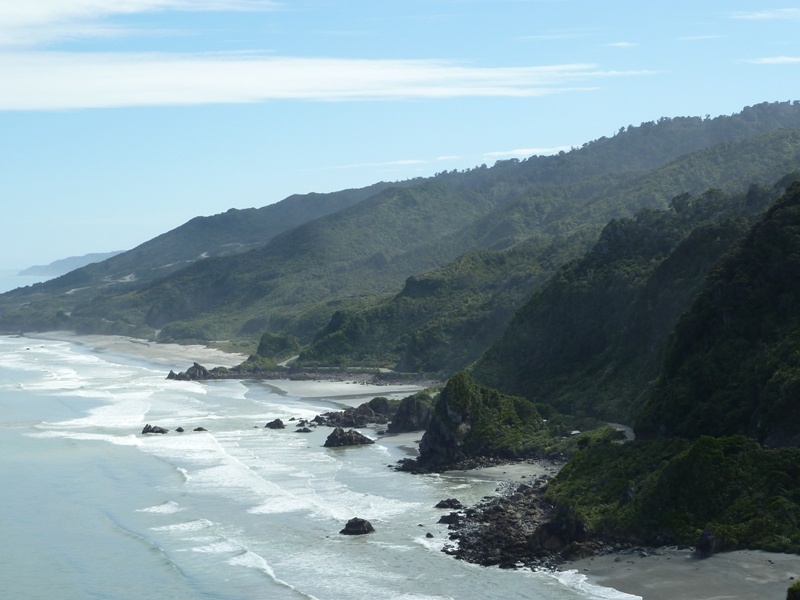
[{"left": 0, "top": 335, "right": 638, "bottom": 599}]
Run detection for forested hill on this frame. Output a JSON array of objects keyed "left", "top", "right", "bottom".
[
  {"left": 635, "top": 182, "right": 800, "bottom": 446},
  {"left": 299, "top": 129, "right": 800, "bottom": 375},
  {"left": 4, "top": 181, "right": 399, "bottom": 301},
  {"left": 2, "top": 101, "right": 800, "bottom": 362}
]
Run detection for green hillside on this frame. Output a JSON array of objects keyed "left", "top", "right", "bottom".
[
  {"left": 636, "top": 182, "right": 800, "bottom": 445},
  {"left": 303, "top": 130, "right": 800, "bottom": 377}
]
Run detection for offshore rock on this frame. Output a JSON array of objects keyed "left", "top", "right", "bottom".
[
  {"left": 324, "top": 427, "right": 375, "bottom": 447},
  {"left": 340, "top": 517, "right": 375, "bottom": 535},
  {"left": 265, "top": 418, "right": 285, "bottom": 429},
  {"left": 166, "top": 362, "right": 210, "bottom": 381},
  {"left": 142, "top": 424, "right": 168, "bottom": 434}
]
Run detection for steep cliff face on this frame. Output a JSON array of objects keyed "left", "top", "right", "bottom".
[
  {"left": 417, "top": 372, "right": 543, "bottom": 467},
  {"left": 636, "top": 183, "right": 800, "bottom": 446},
  {"left": 387, "top": 392, "right": 434, "bottom": 433}
]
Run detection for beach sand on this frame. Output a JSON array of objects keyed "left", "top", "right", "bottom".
[
  {"left": 567, "top": 547, "right": 799, "bottom": 600},
  {"left": 30, "top": 331, "right": 248, "bottom": 369}
]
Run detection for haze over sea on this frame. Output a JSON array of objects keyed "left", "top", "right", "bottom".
[{"left": 0, "top": 333, "right": 636, "bottom": 599}]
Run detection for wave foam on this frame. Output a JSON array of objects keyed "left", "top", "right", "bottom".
[
  {"left": 136, "top": 501, "right": 183, "bottom": 514},
  {"left": 544, "top": 569, "right": 642, "bottom": 599}
]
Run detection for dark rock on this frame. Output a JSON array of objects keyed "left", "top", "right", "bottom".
[
  {"left": 194, "top": 427, "right": 207, "bottom": 432},
  {"left": 388, "top": 394, "right": 433, "bottom": 433},
  {"left": 166, "top": 362, "right": 211, "bottom": 381},
  {"left": 265, "top": 418, "right": 285, "bottom": 429},
  {"left": 438, "top": 512, "right": 462, "bottom": 525},
  {"left": 339, "top": 517, "right": 375, "bottom": 535},
  {"left": 175, "top": 427, "right": 185, "bottom": 432},
  {"left": 695, "top": 528, "right": 719, "bottom": 558},
  {"left": 435, "top": 498, "right": 464, "bottom": 509},
  {"left": 426, "top": 532, "right": 434, "bottom": 538},
  {"left": 142, "top": 424, "right": 168, "bottom": 434},
  {"left": 323, "top": 427, "right": 375, "bottom": 447},
  {"left": 295, "top": 427, "right": 312, "bottom": 433}
]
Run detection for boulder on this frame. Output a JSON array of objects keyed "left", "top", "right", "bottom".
[
  {"left": 323, "top": 427, "right": 375, "bottom": 447},
  {"left": 175, "top": 427, "right": 185, "bottom": 433},
  {"left": 265, "top": 419, "right": 285, "bottom": 429},
  {"left": 194, "top": 427, "right": 207, "bottom": 432},
  {"left": 435, "top": 498, "right": 464, "bottom": 509},
  {"left": 340, "top": 517, "right": 375, "bottom": 535},
  {"left": 695, "top": 528, "right": 719, "bottom": 558},
  {"left": 142, "top": 424, "right": 168, "bottom": 434}
]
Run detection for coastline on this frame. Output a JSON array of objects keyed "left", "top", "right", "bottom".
[
  {"left": 17, "top": 332, "right": 799, "bottom": 600},
  {"left": 26, "top": 331, "right": 248, "bottom": 369}
]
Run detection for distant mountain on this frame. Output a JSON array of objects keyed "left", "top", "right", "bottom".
[
  {"left": 3, "top": 101, "right": 800, "bottom": 363},
  {"left": 18, "top": 251, "right": 124, "bottom": 277}
]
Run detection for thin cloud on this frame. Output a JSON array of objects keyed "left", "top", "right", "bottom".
[
  {"left": 0, "top": 0, "right": 280, "bottom": 47},
  {"left": 731, "top": 8, "right": 800, "bottom": 20},
  {"left": 604, "top": 41, "right": 638, "bottom": 48},
  {"left": 745, "top": 56, "right": 800, "bottom": 65},
  {"left": 0, "top": 53, "right": 651, "bottom": 110}
]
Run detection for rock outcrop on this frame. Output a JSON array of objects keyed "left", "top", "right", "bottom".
[
  {"left": 340, "top": 517, "right": 375, "bottom": 535},
  {"left": 265, "top": 419, "right": 285, "bottom": 429},
  {"left": 142, "top": 424, "right": 168, "bottom": 434},
  {"left": 167, "top": 362, "right": 210, "bottom": 381},
  {"left": 388, "top": 394, "right": 433, "bottom": 433},
  {"left": 323, "top": 427, "right": 375, "bottom": 447}
]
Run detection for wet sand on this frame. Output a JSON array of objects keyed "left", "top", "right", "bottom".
[{"left": 567, "top": 547, "right": 799, "bottom": 600}]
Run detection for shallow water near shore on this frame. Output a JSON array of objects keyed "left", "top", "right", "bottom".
[{"left": 0, "top": 335, "right": 635, "bottom": 599}]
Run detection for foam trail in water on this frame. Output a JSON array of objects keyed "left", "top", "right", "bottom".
[
  {"left": 544, "top": 569, "right": 642, "bottom": 599},
  {"left": 229, "top": 550, "right": 321, "bottom": 600},
  {"left": 137, "top": 501, "right": 183, "bottom": 514}
]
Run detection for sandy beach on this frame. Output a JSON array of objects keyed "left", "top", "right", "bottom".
[
  {"left": 567, "top": 547, "right": 799, "bottom": 600},
  {"left": 29, "top": 331, "right": 248, "bottom": 369}
]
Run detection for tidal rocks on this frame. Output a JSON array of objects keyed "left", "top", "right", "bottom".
[
  {"left": 323, "top": 427, "right": 375, "bottom": 447},
  {"left": 340, "top": 517, "right": 375, "bottom": 535},
  {"left": 435, "top": 498, "right": 464, "bottom": 509},
  {"left": 167, "top": 362, "right": 211, "bottom": 381},
  {"left": 194, "top": 427, "right": 207, "bottom": 432},
  {"left": 265, "top": 419, "right": 285, "bottom": 429},
  {"left": 142, "top": 424, "right": 169, "bottom": 434}
]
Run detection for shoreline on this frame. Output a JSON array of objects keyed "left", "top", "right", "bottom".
[
  {"left": 26, "top": 331, "right": 248, "bottom": 369},
  {"left": 564, "top": 547, "right": 799, "bottom": 600},
  {"left": 18, "top": 332, "right": 800, "bottom": 599}
]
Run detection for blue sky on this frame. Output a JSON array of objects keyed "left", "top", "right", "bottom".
[{"left": 1, "top": 1, "right": 799, "bottom": 269}]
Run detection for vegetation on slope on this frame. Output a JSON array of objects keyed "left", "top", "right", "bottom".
[
  {"left": 636, "top": 182, "right": 800, "bottom": 445},
  {"left": 546, "top": 435, "right": 800, "bottom": 552},
  {"left": 298, "top": 130, "right": 800, "bottom": 375},
  {"left": 470, "top": 179, "right": 795, "bottom": 422}
]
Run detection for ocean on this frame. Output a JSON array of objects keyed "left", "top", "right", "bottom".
[{"left": 0, "top": 334, "right": 636, "bottom": 599}]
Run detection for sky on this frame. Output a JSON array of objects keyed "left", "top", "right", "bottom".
[{"left": 1, "top": 1, "right": 799, "bottom": 270}]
